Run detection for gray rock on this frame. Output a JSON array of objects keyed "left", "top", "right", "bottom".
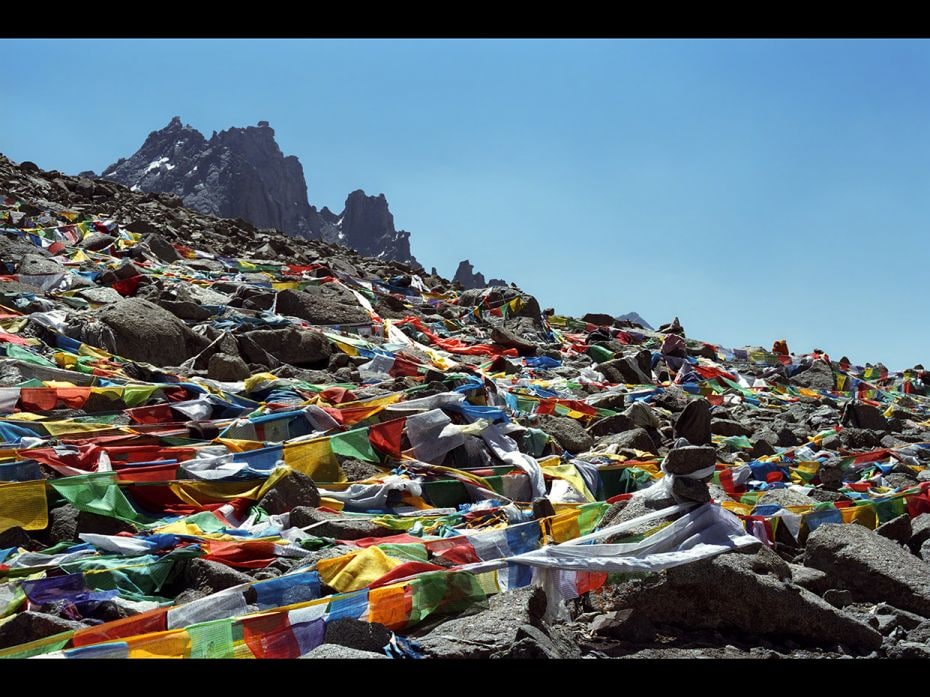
[
  {"left": 94, "top": 298, "right": 207, "bottom": 366},
  {"left": 339, "top": 459, "right": 383, "bottom": 482},
  {"left": 598, "top": 428, "right": 657, "bottom": 454},
  {"left": 537, "top": 415, "right": 594, "bottom": 453},
  {"left": 411, "top": 586, "right": 570, "bottom": 659},
  {"left": 587, "top": 413, "right": 636, "bottom": 437},
  {"left": 603, "top": 547, "right": 881, "bottom": 650},
  {"left": 664, "top": 445, "right": 716, "bottom": 476},
  {"left": 44, "top": 504, "right": 135, "bottom": 544},
  {"left": 790, "top": 361, "right": 835, "bottom": 391},
  {"left": 597, "top": 356, "right": 652, "bottom": 385},
  {"left": 256, "top": 470, "right": 321, "bottom": 515},
  {"left": 843, "top": 402, "right": 888, "bottom": 431},
  {"left": 0, "top": 526, "right": 33, "bottom": 550},
  {"left": 173, "top": 589, "right": 207, "bottom": 606},
  {"left": 490, "top": 326, "right": 536, "bottom": 355},
  {"left": 301, "top": 644, "right": 389, "bottom": 659},
  {"left": 77, "top": 286, "right": 123, "bottom": 304},
  {"left": 711, "top": 419, "right": 753, "bottom": 437},
  {"left": 823, "top": 589, "right": 854, "bottom": 608},
  {"left": 887, "top": 641, "right": 930, "bottom": 659},
  {"left": 0, "top": 611, "right": 86, "bottom": 651},
  {"left": 157, "top": 299, "right": 212, "bottom": 321},
  {"left": 185, "top": 558, "right": 252, "bottom": 595},
  {"left": 909, "top": 514, "right": 930, "bottom": 554},
  {"left": 78, "top": 232, "right": 116, "bottom": 251},
  {"left": 875, "top": 514, "right": 913, "bottom": 545},
  {"left": 144, "top": 233, "right": 182, "bottom": 262},
  {"left": 275, "top": 289, "right": 369, "bottom": 326},
  {"left": 240, "top": 327, "right": 331, "bottom": 367},
  {"left": 589, "top": 608, "right": 657, "bottom": 643},
  {"left": 207, "top": 352, "right": 250, "bottom": 381},
  {"left": 758, "top": 488, "right": 813, "bottom": 508},
  {"left": 749, "top": 439, "right": 777, "bottom": 458},
  {"left": 17, "top": 253, "right": 64, "bottom": 276},
  {"left": 674, "top": 399, "right": 712, "bottom": 446},
  {"left": 623, "top": 402, "right": 662, "bottom": 429},
  {"left": 789, "top": 563, "right": 831, "bottom": 594},
  {"left": 672, "top": 476, "right": 711, "bottom": 503},
  {"left": 805, "top": 523, "right": 930, "bottom": 617},
  {"left": 289, "top": 507, "right": 393, "bottom": 540},
  {"left": 323, "top": 618, "right": 392, "bottom": 653}
]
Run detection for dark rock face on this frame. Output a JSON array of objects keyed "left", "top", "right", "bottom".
[
  {"left": 101, "top": 118, "right": 319, "bottom": 239},
  {"left": 335, "top": 190, "right": 419, "bottom": 267},
  {"left": 99, "top": 118, "right": 421, "bottom": 267},
  {"left": 452, "top": 259, "right": 506, "bottom": 290}
]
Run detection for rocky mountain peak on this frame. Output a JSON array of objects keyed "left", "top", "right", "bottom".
[
  {"left": 98, "top": 118, "right": 421, "bottom": 268},
  {"left": 452, "top": 259, "right": 507, "bottom": 290}
]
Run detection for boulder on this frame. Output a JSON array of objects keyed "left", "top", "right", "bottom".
[
  {"left": 536, "top": 416, "right": 594, "bottom": 453},
  {"left": 674, "top": 399, "right": 712, "bottom": 446},
  {"left": 602, "top": 547, "right": 881, "bottom": 650},
  {"left": 410, "top": 586, "right": 571, "bottom": 659},
  {"left": 790, "top": 361, "right": 835, "bottom": 391},
  {"left": 240, "top": 327, "right": 331, "bottom": 367},
  {"left": 289, "top": 507, "right": 393, "bottom": 540},
  {"left": 184, "top": 558, "right": 252, "bottom": 595},
  {"left": 94, "top": 298, "right": 207, "bottom": 366},
  {"left": 275, "top": 289, "right": 369, "bottom": 325},
  {"left": 301, "top": 644, "right": 388, "bottom": 659},
  {"left": 44, "top": 504, "right": 135, "bottom": 544},
  {"left": 587, "top": 413, "right": 636, "bottom": 437},
  {"left": 804, "top": 523, "right": 930, "bottom": 617},
  {"left": 323, "top": 618, "right": 392, "bottom": 653},
  {"left": 875, "top": 514, "right": 913, "bottom": 545},
  {"left": 207, "top": 352, "right": 251, "bottom": 381},
  {"left": 0, "top": 611, "right": 86, "bottom": 651},
  {"left": 663, "top": 445, "right": 716, "bottom": 476},
  {"left": 256, "top": 470, "right": 321, "bottom": 515},
  {"left": 597, "top": 428, "right": 657, "bottom": 454}
]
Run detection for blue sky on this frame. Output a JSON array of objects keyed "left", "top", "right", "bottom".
[{"left": 2, "top": 39, "right": 928, "bottom": 370}]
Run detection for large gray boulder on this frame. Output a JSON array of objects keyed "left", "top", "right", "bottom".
[
  {"left": 275, "top": 289, "right": 369, "bottom": 325},
  {"left": 93, "top": 298, "right": 208, "bottom": 366},
  {"left": 536, "top": 415, "right": 594, "bottom": 453},
  {"left": 256, "top": 470, "right": 321, "bottom": 515},
  {"left": 409, "top": 586, "right": 577, "bottom": 659},
  {"left": 790, "top": 361, "right": 835, "bottom": 391},
  {"left": 601, "top": 547, "right": 881, "bottom": 650},
  {"left": 289, "top": 507, "right": 392, "bottom": 540},
  {"left": 0, "top": 611, "right": 86, "bottom": 651},
  {"left": 804, "top": 523, "right": 930, "bottom": 618},
  {"left": 240, "top": 327, "right": 331, "bottom": 367}
]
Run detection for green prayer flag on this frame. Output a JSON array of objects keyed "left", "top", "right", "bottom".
[
  {"left": 50, "top": 471, "right": 147, "bottom": 523},
  {"left": 330, "top": 428, "right": 379, "bottom": 463}
]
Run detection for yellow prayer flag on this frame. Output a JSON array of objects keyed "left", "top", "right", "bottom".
[
  {"left": 317, "top": 546, "right": 400, "bottom": 593},
  {"left": 0, "top": 480, "right": 48, "bottom": 533},
  {"left": 125, "top": 630, "right": 191, "bottom": 659},
  {"left": 283, "top": 439, "right": 343, "bottom": 483}
]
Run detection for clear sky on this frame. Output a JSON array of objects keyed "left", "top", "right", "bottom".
[{"left": 2, "top": 39, "right": 928, "bottom": 370}]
